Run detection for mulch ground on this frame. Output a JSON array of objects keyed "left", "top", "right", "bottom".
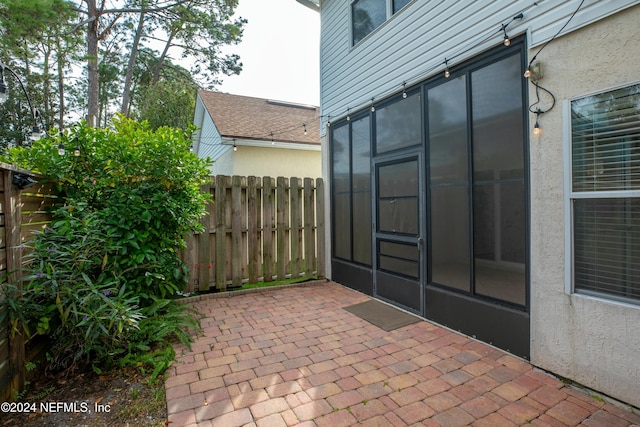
[{"left": 1, "top": 368, "right": 167, "bottom": 427}]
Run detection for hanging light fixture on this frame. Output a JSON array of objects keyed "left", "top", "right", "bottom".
[
  {"left": 30, "top": 124, "right": 43, "bottom": 141},
  {"left": 533, "top": 120, "right": 541, "bottom": 135},
  {"left": 533, "top": 108, "right": 542, "bottom": 136},
  {"left": 502, "top": 24, "right": 511, "bottom": 46}
]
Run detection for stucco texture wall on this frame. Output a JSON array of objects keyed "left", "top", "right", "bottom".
[
  {"left": 529, "top": 5, "right": 640, "bottom": 408},
  {"left": 209, "top": 148, "right": 234, "bottom": 176},
  {"left": 227, "top": 146, "right": 321, "bottom": 179}
]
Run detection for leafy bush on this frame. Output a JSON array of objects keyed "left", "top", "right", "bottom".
[{"left": 0, "top": 116, "right": 209, "bottom": 372}]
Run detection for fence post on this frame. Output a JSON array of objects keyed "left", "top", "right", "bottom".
[
  {"left": 3, "top": 169, "right": 24, "bottom": 400},
  {"left": 215, "top": 175, "right": 227, "bottom": 290},
  {"left": 262, "top": 177, "right": 275, "bottom": 282},
  {"left": 316, "top": 178, "right": 325, "bottom": 278},
  {"left": 290, "top": 177, "right": 301, "bottom": 279},
  {"left": 304, "top": 178, "right": 315, "bottom": 277},
  {"left": 231, "top": 176, "right": 243, "bottom": 288},
  {"left": 247, "top": 176, "right": 260, "bottom": 284},
  {"left": 276, "top": 177, "right": 287, "bottom": 281},
  {"left": 198, "top": 181, "right": 212, "bottom": 292}
]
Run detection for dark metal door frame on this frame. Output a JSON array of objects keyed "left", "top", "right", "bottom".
[{"left": 372, "top": 150, "right": 425, "bottom": 315}]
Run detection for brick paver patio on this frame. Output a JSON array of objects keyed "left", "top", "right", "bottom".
[{"left": 165, "top": 282, "right": 640, "bottom": 426}]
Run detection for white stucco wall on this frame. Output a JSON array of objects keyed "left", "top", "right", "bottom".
[
  {"left": 529, "top": 4, "right": 640, "bottom": 408},
  {"left": 224, "top": 146, "right": 322, "bottom": 179},
  {"left": 193, "top": 95, "right": 230, "bottom": 162}
]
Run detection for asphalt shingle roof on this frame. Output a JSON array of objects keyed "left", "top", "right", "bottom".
[{"left": 198, "top": 90, "right": 320, "bottom": 146}]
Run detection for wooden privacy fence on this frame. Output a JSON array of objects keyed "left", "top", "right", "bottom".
[
  {"left": 0, "top": 163, "right": 56, "bottom": 401},
  {"left": 183, "top": 175, "right": 325, "bottom": 292}
]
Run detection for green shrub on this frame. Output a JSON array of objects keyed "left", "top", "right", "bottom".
[{"left": 1, "top": 116, "right": 209, "bottom": 373}]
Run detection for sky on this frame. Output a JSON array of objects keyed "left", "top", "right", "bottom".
[{"left": 217, "top": 0, "right": 321, "bottom": 106}]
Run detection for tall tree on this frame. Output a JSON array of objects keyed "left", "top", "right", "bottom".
[
  {"left": 75, "top": 0, "right": 243, "bottom": 126},
  {"left": 120, "top": 0, "right": 244, "bottom": 117},
  {"left": 0, "top": 0, "right": 79, "bottom": 143},
  {"left": 133, "top": 55, "right": 198, "bottom": 129},
  {"left": 1, "top": 0, "right": 244, "bottom": 133},
  {"left": 120, "top": 10, "right": 146, "bottom": 115},
  {"left": 150, "top": 0, "right": 245, "bottom": 88}
]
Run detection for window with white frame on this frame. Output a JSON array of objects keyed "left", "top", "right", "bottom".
[
  {"left": 351, "top": 0, "right": 412, "bottom": 45},
  {"left": 568, "top": 83, "right": 640, "bottom": 303}
]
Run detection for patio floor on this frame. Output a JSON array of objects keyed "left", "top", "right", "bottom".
[{"left": 165, "top": 281, "right": 640, "bottom": 427}]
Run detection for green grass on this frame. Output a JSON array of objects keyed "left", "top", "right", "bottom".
[
  {"left": 238, "top": 275, "right": 319, "bottom": 290},
  {"left": 186, "top": 274, "right": 320, "bottom": 298}
]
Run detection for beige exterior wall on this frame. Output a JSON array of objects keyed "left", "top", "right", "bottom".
[
  {"left": 529, "top": 5, "right": 640, "bottom": 407},
  {"left": 209, "top": 149, "right": 234, "bottom": 176},
  {"left": 213, "top": 146, "right": 322, "bottom": 179}
]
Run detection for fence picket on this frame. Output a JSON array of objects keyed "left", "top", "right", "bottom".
[
  {"left": 198, "top": 182, "right": 212, "bottom": 292},
  {"left": 215, "top": 175, "right": 227, "bottom": 290},
  {"left": 263, "top": 177, "right": 275, "bottom": 282},
  {"left": 247, "top": 177, "right": 260, "bottom": 284},
  {"left": 231, "top": 176, "right": 243, "bottom": 288},
  {"left": 0, "top": 165, "right": 57, "bottom": 401},
  {"left": 276, "top": 177, "right": 287, "bottom": 281},
  {"left": 304, "top": 178, "right": 314, "bottom": 277},
  {"left": 290, "top": 177, "right": 301, "bottom": 279}
]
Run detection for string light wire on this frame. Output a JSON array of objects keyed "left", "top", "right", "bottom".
[
  {"left": 526, "top": 0, "right": 585, "bottom": 134},
  {"left": 194, "top": 0, "right": 588, "bottom": 145},
  {"left": 318, "top": 6, "right": 533, "bottom": 127},
  {"left": 527, "top": 0, "right": 585, "bottom": 70}
]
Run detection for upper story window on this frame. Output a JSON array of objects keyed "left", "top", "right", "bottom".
[
  {"left": 393, "top": 0, "right": 411, "bottom": 13},
  {"left": 352, "top": 0, "right": 412, "bottom": 46}
]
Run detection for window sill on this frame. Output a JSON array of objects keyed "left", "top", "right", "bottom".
[{"left": 569, "top": 290, "right": 640, "bottom": 311}]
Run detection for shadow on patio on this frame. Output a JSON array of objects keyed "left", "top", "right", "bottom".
[{"left": 165, "top": 282, "right": 640, "bottom": 427}]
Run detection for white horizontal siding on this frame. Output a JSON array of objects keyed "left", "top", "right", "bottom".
[
  {"left": 192, "top": 94, "right": 230, "bottom": 162},
  {"left": 320, "top": 0, "right": 640, "bottom": 133}
]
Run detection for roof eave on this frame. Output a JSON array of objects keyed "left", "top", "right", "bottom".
[
  {"left": 296, "top": 0, "right": 319, "bottom": 12},
  {"left": 222, "top": 137, "right": 321, "bottom": 151}
]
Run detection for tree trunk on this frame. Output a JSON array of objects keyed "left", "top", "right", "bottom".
[
  {"left": 42, "top": 46, "right": 51, "bottom": 131},
  {"left": 55, "top": 35, "right": 65, "bottom": 131},
  {"left": 151, "top": 30, "right": 175, "bottom": 85},
  {"left": 120, "top": 11, "right": 145, "bottom": 115},
  {"left": 86, "top": 0, "right": 99, "bottom": 127}
]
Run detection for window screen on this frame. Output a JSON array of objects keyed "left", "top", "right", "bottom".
[
  {"left": 352, "top": 0, "right": 412, "bottom": 46},
  {"left": 331, "top": 117, "right": 372, "bottom": 266},
  {"left": 570, "top": 83, "right": 640, "bottom": 303},
  {"left": 571, "top": 84, "right": 640, "bottom": 192},
  {"left": 352, "top": 0, "right": 386, "bottom": 45},
  {"left": 393, "top": 0, "right": 411, "bottom": 13}
]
